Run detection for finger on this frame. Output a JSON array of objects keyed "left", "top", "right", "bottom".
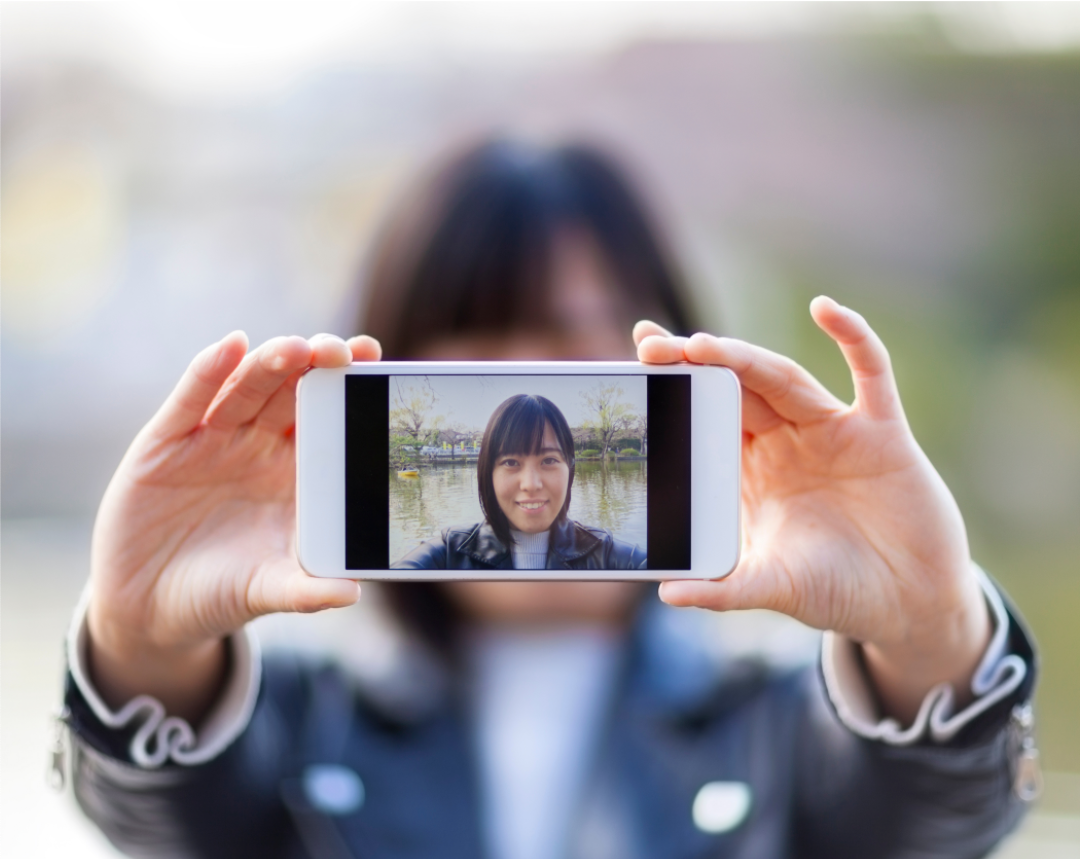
[
  {"left": 254, "top": 334, "right": 351, "bottom": 434},
  {"left": 632, "top": 319, "right": 674, "bottom": 346},
  {"left": 684, "top": 333, "right": 843, "bottom": 425},
  {"left": 253, "top": 371, "right": 302, "bottom": 435},
  {"left": 810, "top": 296, "right": 902, "bottom": 421},
  {"left": 658, "top": 552, "right": 787, "bottom": 614},
  {"left": 148, "top": 332, "right": 249, "bottom": 439},
  {"left": 636, "top": 334, "right": 689, "bottom": 365},
  {"left": 347, "top": 334, "right": 382, "bottom": 362},
  {"left": 246, "top": 561, "right": 362, "bottom": 617},
  {"left": 204, "top": 336, "right": 313, "bottom": 430},
  {"left": 659, "top": 577, "right": 752, "bottom": 612},
  {"left": 309, "top": 333, "right": 352, "bottom": 368}
]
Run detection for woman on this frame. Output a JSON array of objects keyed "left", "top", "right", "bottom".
[
  {"left": 394, "top": 393, "right": 646, "bottom": 571},
  {"left": 61, "top": 140, "right": 1035, "bottom": 859}
]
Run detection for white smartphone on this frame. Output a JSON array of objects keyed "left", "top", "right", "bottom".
[{"left": 296, "top": 361, "right": 740, "bottom": 580}]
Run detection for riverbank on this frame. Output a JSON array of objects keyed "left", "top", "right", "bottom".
[{"left": 392, "top": 454, "right": 647, "bottom": 471}]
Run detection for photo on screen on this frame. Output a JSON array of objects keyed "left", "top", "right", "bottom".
[
  {"left": 344, "top": 372, "right": 690, "bottom": 572},
  {"left": 387, "top": 375, "right": 648, "bottom": 570}
]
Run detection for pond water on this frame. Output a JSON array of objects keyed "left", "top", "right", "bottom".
[{"left": 389, "top": 460, "right": 648, "bottom": 564}]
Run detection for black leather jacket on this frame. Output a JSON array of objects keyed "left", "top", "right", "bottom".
[
  {"left": 61, "top": 588, "right": 1037, "bottom": 859},
  {"left": 393, "top": 518, "right": 647, "bottom": 570}
]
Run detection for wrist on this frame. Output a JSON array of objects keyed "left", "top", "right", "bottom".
[
  {"left": 861, "top": 577, "right": 992, "bottom": 722},
  {"left": 86, "top": 604, "right": 228, "bottom": 722}
]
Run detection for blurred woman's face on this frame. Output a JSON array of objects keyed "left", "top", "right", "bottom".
[
  {"left": 414, "top": 229, "right": 636, "bottom": 361},
  {"left": 492, "top": 423, "right": 570, "bottom": 535},
  {"left": 425, "top": 231, "right": 644, "bottom": 627}
]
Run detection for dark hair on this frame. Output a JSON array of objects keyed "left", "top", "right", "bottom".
[
  {"left": 477, "top": 395, "right": 576, "bottom": 547},
  {"left": 359, "top": 139, "right": 697, "bottom": 355},
  {"left": 364, "top": 139, "right": 701, "bottom": 654}
]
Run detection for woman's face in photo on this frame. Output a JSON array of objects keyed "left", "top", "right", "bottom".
[{"left": 491, "top": 423, "right": 570, "bottom": 534}]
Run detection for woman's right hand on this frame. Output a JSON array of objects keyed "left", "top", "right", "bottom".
[{"left": 86, "top": 332, "right": 381, "bottom": 721}]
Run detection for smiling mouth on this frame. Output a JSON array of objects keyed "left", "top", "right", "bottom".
[{"left": 516, "top": 500, "right": 549, "bottom": 511}]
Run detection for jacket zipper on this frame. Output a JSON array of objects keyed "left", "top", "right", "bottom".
[
  {"left": 1009, "top": 702, "right": 1042, "bottom": 802},
  {"left": 48, "top": 707, "right": 70, "bottom": 792}
]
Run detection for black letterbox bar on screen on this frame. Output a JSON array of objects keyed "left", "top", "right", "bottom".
[
  {"left": 345, "top": 375, "right": 390, "bottom": 570},
  {"left": 646, "top": 374, "right": 692, "bottom": 570}
]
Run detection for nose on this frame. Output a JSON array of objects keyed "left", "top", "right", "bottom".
[{"left": 520, "top": 463, "right": 543, "bottom": 492}]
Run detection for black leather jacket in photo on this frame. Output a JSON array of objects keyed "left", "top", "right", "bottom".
[{"left": 392, "top": 519, "right": 648, "bottom": 570}]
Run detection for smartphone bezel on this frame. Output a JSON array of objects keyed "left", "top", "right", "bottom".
[{"left": 296, "top": 361, "right": 740, "bottom": 580}]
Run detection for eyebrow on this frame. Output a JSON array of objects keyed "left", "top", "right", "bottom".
[{"left": 501, "top": 447, "right": 565, "bottom": 457}]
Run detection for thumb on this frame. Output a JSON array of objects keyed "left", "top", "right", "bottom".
[
  {"left": 245, "top": 562, "right": 361, "bottom": 618},
  {"left": 659, "top": 552, "right": 786, "bottom": 614}
]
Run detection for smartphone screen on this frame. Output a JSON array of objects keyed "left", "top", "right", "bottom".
[{"left": 344, "top": 374, "right": 691, "bottom": 571}]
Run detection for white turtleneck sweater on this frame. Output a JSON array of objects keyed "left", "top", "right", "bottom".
[
  {"left": 460, "top": 527, "right": 620, "bottom": 859},
  {"left": 466, "top": 626, "right": 621, "bottom": 859},
  {"left": 509, "top": 528, "right": 550, "bottom": 570}
]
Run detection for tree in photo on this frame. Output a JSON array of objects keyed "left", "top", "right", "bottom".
[
  {"left": 389, "top": 377, "right": 445, "bottom": 454},
  {"left": 632, "top": 412, "right": 648, "bottom": 458},
  {"left": 579, "top": 382, "right": 642, "bottom": 457}
]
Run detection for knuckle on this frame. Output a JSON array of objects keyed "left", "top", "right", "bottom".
[
  {"left": 256, "top": 341, "right": 289, "bottom": 372},
  {"left": 190, "top": 347, "right": 230, "bottom": 388},
  {"left": 172, "top": 389, "right": 210, "bottom": 418},
  {"left": 255, "top": 336, "right": 306, "bottom": 372},
  {"left": 223, "top": 378, "right": 266, "bottom": 407},
  {"left": 241, "top": 578, "right": 263, "bottom": 619},
  {"left": 767, "top": 359, "right": 798, "bottom": 399}
]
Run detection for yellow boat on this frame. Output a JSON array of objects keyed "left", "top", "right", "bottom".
[{"left": 397, "top": 470, "right": 420, "bottom": 478}]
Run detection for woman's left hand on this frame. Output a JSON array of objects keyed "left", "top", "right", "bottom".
[{"left": 635, "top": 297, "right": 991, "bottom": 722}]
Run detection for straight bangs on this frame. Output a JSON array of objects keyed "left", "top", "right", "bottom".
[{"left": 491, "top": 397, "right": 550, "bottom": 458}]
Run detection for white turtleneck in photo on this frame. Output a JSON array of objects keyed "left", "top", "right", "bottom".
[{"left": 509, "top": 528, "right": 550, "bottom": 570}]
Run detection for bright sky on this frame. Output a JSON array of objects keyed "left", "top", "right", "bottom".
[
  {"left": 390, "top": 374, "right": 647, "bottom": 433},
  {"left": 5, "top": 3, "right": 1078, "bottom": 97}
]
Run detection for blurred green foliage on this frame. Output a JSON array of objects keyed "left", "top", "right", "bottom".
[{"left": 768, "top": 47, "right": 1078, "bottom": 772}]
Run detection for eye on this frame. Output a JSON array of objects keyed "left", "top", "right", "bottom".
[
  {"left": 499, "top": 457, "right": 520, "bottom": 468},
  {"left": 542, "top": 456, "right": 563, "bottom": 466}
]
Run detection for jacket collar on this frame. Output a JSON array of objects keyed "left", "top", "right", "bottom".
[
  {"left": 549, "top": 518, "right": 604, "bottom": 565},
  {"left": 458, "top": 518, "right": 603, "bottom": 569},
  {"left": 458, "top": 522, "right": 512, "bottom": 568}
]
